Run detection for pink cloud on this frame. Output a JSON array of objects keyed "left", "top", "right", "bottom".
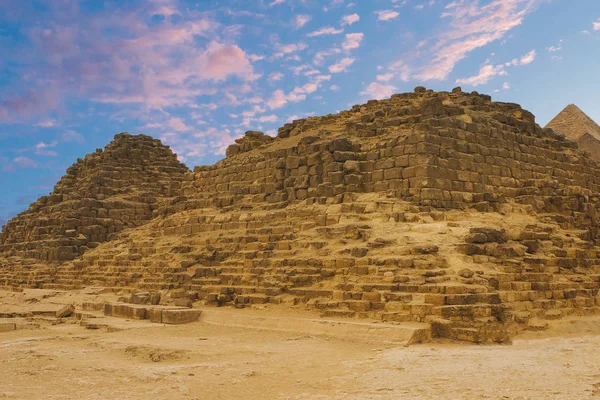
[
  {"left": 342, "top": 33, "right": 364, "bottom": 51},
  {"left": 307, "top": 26, "right": 344, "bottom": 37},
  {"left": 0, "top": 89, "right": 59, "bottom": 123},
  {"left": 59, "top": 130, "right": 85, "bottom": 143},
  {"left": 34, "top": 141, "right": 59, "bottom": 157},
  {"left": 196, "top": 42, "right": 256, "bottom": 82},
  {"left": 456, "top": 49, "right": 536, "bottom": 87},
  {"left": 375, "top": 10, "right": 400, "bottom": 21},
  {"left": 267, "top": 90, "right": 287, "bottom": 109},
  {"left": 0, "top": 3, "right": 258, "bottom": 122},
  {"left": 295, "top": 15, "right": 312, "bottom": 29},
  {"left": 2, "top": 156, "right": 38, "bottom": 172},
  {"left": 455, "top": 64, "right": 506, "bottom": 86},
  {"left": 389, "top": 0, "right": 546, "bottom": 82},
  {"left": 341, "top": 14, "right": 360, "bottom": 26},
  {"left": 328, "top": 57, "right": 355, "bottom": 73},
  {"left": 360, "top": 82, "right": 397, "bottom": 99}
]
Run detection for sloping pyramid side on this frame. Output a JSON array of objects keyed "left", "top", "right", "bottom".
[
  {"left": 546, "top": 104, "right": 600, "bottom": 142},
  {"left": 0, "top": 133, "right": 191, "bottom": 261}
]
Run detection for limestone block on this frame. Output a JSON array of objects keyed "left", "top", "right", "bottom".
[
  {"left": 55, "top": 304, "right": 75, "bottom": 318},
  {"left": 161, "top": 309, "right": 201, "bottom": 324}
]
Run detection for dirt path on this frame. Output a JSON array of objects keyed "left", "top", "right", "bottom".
[{"left": 2, "top": 316, "right": 600, "bottom": 399}]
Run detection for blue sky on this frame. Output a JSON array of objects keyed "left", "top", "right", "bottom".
[{"left": 0, "top": 0, "right": 599, "bottom": 227}]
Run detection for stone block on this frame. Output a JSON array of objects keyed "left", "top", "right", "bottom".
[
  {"left": 161, "top": 309, "right": 202, "bottom": 325},
  {"left": 56, "top": 304, "right": 75, "bottom": 318}
]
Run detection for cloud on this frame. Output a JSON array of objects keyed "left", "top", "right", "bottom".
[
  {"left": 547, "top": 40, "right": 563, "bottom": 52},
  {"left": 150, "top": 5, "right": 180, "bottom": 18},
  {"left": 375, "top": 10, "right": 400, "bottom": 21},
  {"left": 34, "top": 141, "right": 59, "bottom": 157},
  {"left": 307, "top": 26, "right": 344, "bottom": 37},
  {"left": 456, "top": 49, "right": 535, "bottom": 86},
  {"left": 456, "top": 64, "right": 506, "bottom": 86},
  {"left": 167, "top": 117, "right": 192, "bottom": 132},
  {"left": 0, "top": 88, "right": 59, "bottom": 123},
  {"left": 59, "top": 130, "right": 86, "bottom": 143},
  {"left": 341, "top": 14, "right": 360, "bottom": 26},
  {"left": 259, "top": 115, "right": 278, "bottom": 123},
  {"left": 594, "top": 18, "right": 600, "bottom": 31},
  {"left": 269, "top": 71, "right": 284, "bottom": 81},
  {"left": 272, "top": 42, "right": 308, "bottom": 59},
  {"left": 389, "top": 0, "right": 545, "bottom": 82},
  {"left": 502, "top": 82, "right": 511, "bottom": 90},
  {"left": 270, "top": 0, "right": 286, "bottom": 6},
  {"left": 0, "top": 4, "right": 264, "bottom": 121},
  {"left": 376, "top": 73, "right": 394, "bottom": 82},
  {"left": 248, "top": 54, "right": 265, "bottom": 62},
  {"left": 505, "top": 49, "right": 536, "bottom": 66},
  {"left": 2, "top": 156, "right": 38, "bottom": 172},
  {"left": 35, "top": 119, "right": 58, "bottom": 128},
  {"left": 361, "top": 82, "right": 397, "bottom": 99},
  {"left": 517, "top": 49, "right": 536, "bottom": 65},
  {"left": 314, "top": 48, "right": 342, "bottom": 65},
  {"left": 193, "top": 41, "right": 256, "bottom": 82},
  {"left": 268, "top": 90, "right": 287, "bottom": 109},
  {"left": 329, "top": 57, "right": 355, "bottom": 73},
  {"left": 295, "top": 14, "right": 312, "bottom": 29},
  {"left": 342, "top": 33, "right": 364, "bottom": 51}
]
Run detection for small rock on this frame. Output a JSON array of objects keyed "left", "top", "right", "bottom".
[{"left": 458, "top": 269, "right": 474, "bottom": 279}]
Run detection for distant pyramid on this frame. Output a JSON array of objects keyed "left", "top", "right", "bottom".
[
  {"left": 0, "top": 133, "right": 190, "bottom": 261},
  {"left": 545, "top": 104, "right": 600, "bottom": 160}
]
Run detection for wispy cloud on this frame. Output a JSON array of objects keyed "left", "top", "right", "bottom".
[
  {"left": 329, "top": 57, "right": 355, "bottom": 73},
  {"left": 0, "top": 3, "right": 261, "bottom": 122},
  {"left": 375, "top": 10, "right": 400, "bottom": 21},
  {"left": 341, "top": 14, "right": 360, "bottom": 26},
  {"left": 307, "top": 26, "right": 344, "bottom": 37},
  {"left": 456, "top": 64, "right": 507, "bottom": 86},
  {"left": 547, "top": 39, "right": 563, "bottom": 52},
  {"left": 59, "top": 130, "right": 86, "bottom": 143},
  {"left": 2, "top": 156, "right": 38, "bottom": 172},
  {"left": 34, "top": 141, "right": 58, "bottom": 157},
  {"left": 361, "top": 82, "right": 397, "bottom": 99},
  {"left": 342, "top": 33, "right": 364, "bottom": 51},
  {"left": 456, "top": 49, "right": 536, "bottom": 86},
  {"left": 35, "top": 119, "right": 58, "bottom": 128},
  {"left": 389, "top": 0, "right": 545, "bottom": 82},
  {"left": 376, "top": 73, "right": 394, "bottom": 82},
  {"left": 295, "top": 14, "right": 312, "bottom": 29}
]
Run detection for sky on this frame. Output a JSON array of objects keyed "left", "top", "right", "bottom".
[{"left": 0, "top": 0, "right": 599, "bottom": 227}]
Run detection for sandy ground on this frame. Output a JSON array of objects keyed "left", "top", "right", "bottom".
[{"left": 2, "top": 309, "right": 600, "bottom": 400}]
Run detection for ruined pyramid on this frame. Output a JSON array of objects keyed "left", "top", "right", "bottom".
[
  {"left": 0, "top": 133, "right": 190, "bottom": 261},
  {"left": 545, "top": 104, "right": 600, "bottom": 161},
  {"left": 1, "top": 87, "right": 600, "bottom": 343}
]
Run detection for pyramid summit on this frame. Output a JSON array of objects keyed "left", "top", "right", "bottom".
[
  {"left": 1, "top": 87, "right": 600, "bottom": 344},
  {"left": 545, "top": 104, "right": 600, "bottom": 160}
]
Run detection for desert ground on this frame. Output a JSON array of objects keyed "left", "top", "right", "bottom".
[{"left": 1, "top": 289, "right": 600, "bottom": 400}]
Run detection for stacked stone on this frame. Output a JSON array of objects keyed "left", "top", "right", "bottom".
[
  {"left": 0, "top": 133, "right": 190, "bottom": 261},
  {"left": 177, "top": 88, "right": 600, "bottom": 238},
  {"left": 225, "top": 131, "right": 275, "bottom": 157},
  {"left": 2, "top": 89, "right": 600, "bottom": 343}
]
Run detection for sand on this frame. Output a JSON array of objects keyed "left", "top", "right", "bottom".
[{"left": 1, "top": 292, "right": 600, "bottom": 400}]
